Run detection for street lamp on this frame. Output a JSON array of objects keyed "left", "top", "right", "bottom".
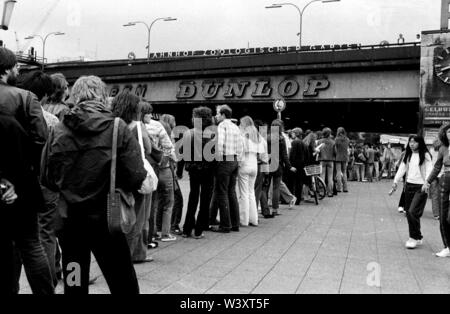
[
  {"left": 1, "top": 0, "right": 16, "bottom": 30},
  {"left": 266, "top": 0, "right": 340, "bottom": 48},
  {"left": 25, "top": 32, "right": 65, "bottom": 70},
  {"left": 124, "top": 17, "right": 177, "bottom": 61}
]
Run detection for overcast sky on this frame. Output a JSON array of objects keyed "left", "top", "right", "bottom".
[{"left": 1, "top": 0, "right": 442, "bottom": 62}]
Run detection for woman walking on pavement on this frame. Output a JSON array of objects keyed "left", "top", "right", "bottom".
[
  {"left": 391, "top": 135, "right": 432, "bottom": 250},
  {"left": 423, "top": 125, "right": 450, "bottom": 258}
]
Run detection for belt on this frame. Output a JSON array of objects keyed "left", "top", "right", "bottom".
[{"left": 222, "top": 155, "right": 238, "bottom": 161}]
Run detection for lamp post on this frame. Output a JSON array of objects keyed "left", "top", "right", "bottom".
[
  {"left": 266, "top": 0, "right": 340, "bottom": 48},
  {"left": 124, "top": 17, "right": 177, "bottom": 61},
  {"left": 1, "top": 0, "right": 16, "bottom": 31},
  {"left": 25, "top": 32, "right": 66, "bottom": 70}
]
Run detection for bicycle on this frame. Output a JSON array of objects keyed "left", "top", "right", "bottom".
[{"left": 304, "top": 164, "right": 327, "bottom": 205}]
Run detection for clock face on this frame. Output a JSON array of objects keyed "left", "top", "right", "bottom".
[{"left": 435, "top": 47, "right": 450, "bottom": 85}]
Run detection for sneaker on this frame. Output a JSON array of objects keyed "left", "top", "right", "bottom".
[
  {"left": 289, "top": 196, "right": 297, "bottom": 209},
  {"left": 398, "top": 207, "right": 406, "bottom": 214},
  {"left": 434, "top": 216, "right": 440, "bottom": 220},
  {"left": 405, "top": 238, "right": 422, "bottom": 249},
  {"left": 161, "top": 234, "right": 177, "bottom": 242},
  {"left": 436, "top": 248, "right": 450, "bottom": 258},
  {"left": 194, "top": 234, "right": 205, "bottom": 239}
]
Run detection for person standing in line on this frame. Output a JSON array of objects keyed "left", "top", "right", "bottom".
[
  {"left": 318, "top": 128, "right": 336, "bottom": 197},
  {"left": 423, "top": 125, "right": 450, "bottom": 257},
  {"left": 42, "top": 73, "right": 70, "bottom": 120},
  {"left": 334, "top": 127, "right": 350, "bottom": 193},
  {"left": 373, "top": 145, "right": 381, "bottom": 182},
  {"left": 181, "top": 107, "right": 215, "bottom": 238},
  {"left": 143, "top": 106, "right": 177, "bottom": 243},
  {"left": 16, "top": 71, "right": 61, "bottom": 288},
  {"left": 391, "top": 135, "right": 432, "bottom": 250},
  {"left": 289, "top": 128, "right": 309, "bottom": 206},
  {"left": 0, "top": 114, "right": 54, "bottom": 295},
  {"left": 42, "top": 76, "right": 146, "bottom": 294},
  {"left": 211, "top": 105, "right": 244, "bottom": 233},
  {"left": 111, "top": 90, "right": 154, "bottom": 263},
  {"left": 161, "top": 114, "right": 184, "bottom": 236},
  {"left": 354, "top": 146, "right": 366, "bottom": 182},
  {"left": 253, "top": 120, "right": 272, "bottom": 219},
  {"left": 0, "top": 48, "right": 48, "bottom": 173},
  {"left": 156, "top": 114, "right": 178, "bottom": 242},
  {"left": 266, "top": 119, "right": 297, "bottom": 215},
  {"left": 237, "top": 116, "right": 261, "bottom": 226}
]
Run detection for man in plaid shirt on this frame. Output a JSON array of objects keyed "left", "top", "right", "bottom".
[{"left": 212, "top": 105, "right": 244, "bottom": 233}]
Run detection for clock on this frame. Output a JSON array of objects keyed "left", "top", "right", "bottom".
[{"left": 435, "top": 47, "right": 450, "bottom": 84}]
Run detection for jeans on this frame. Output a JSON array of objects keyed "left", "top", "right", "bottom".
[
  {"left": 374, "top": 162, "right": 380, "bottom": 181},
  {"left": 255, "top": 170, "right": 270, "bottom": 216},
  {"left": 439, "top": 174, "right": 450, "bottom": 248},
  {"left": 126, "top": 192, "right": 152, "bottom": 262},
  {"left": 404, "top": 183, "right": 428, "bottom": 241},
  {"left": 354, "top": 163, "right": 365, "bottom": 181},
  {"left": 39, "top": 185, "right": 59, "bottom": 287},
  {"left": 215, "top": 161, "right": 240, "bottom": 230},
  {"left": 381, "top": 160, "right": 393, "bottom": 179},
  {"left": 62, "top": 206, "right": 139, "bottom": 295},
  {"left": 183, "top": 168, "right": 214, "bottom": 236},
  {"left": 171, "top": 179, "right": 183, "bottom": 232},
  {"left": 266, "top": 172, "right": 282, "bottom": 211},
  {"left": 320, "top": 161, "right": 334, "bottom": 196},
  {"left": 430, "top": 178, "right": 441, "bottom": 218},
  {"left": 0, "top": 205, "right": 54, "bottom": 295},
  {"left": 366, "top": 163, "right": 374, "bottom": 182},
  {"left": 238, "top": 162, "right": 258, "bottom": 226},
  {"left": 156, "top": 167, "right": 175, "bottom": 237},
  {"left": 335, "top": 161, "right": 348, "bottom": 192}
]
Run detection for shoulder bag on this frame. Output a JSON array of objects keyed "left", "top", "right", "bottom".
[
  {"left": 107, "top": 118, "right": 136, "bottom": 235},
  {"left": 137, "top": 122, "right": 158, "bottom": 194}
]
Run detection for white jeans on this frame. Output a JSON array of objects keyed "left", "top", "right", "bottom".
[{"left": 238, "top": 162, "right": 258, "bottom": 226}]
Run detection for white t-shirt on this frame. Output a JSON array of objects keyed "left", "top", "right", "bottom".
[{"left": 394, "top": 152, "right": 433, "bottom": 185}]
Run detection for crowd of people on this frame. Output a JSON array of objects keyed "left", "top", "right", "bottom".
[{"left": 0, "top": 45, "right": 448, "bottom": 295}]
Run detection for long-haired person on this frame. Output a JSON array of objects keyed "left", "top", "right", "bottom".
[
  {"left": 424, "top": 125, "right": 450, "bottom": 257},
  {"left": 238, "top": 116, "right": 261, "bottom": 226},
  {"left": 111, "top": 90, "right": 154, "bottom": 263},
  {"left": 156, "top": 114, "right": 178, "bottom": 242},
  {"left": 161, "top": 114, "right": 184, "bottom": 236},
  {"left": 334, "top": 127, "right": 350, "bottom": 193},
  {"left": 182, "top": 107, "right": 215, "bottom": 238},
  {"left": 42, "top": 76, "right": 146, "bottom": 294},
  {"left": 43, "top": 73, "right": 70, "bottom": 120},
  {"left": 391, "top": 135, "right": 432, "bottom": 250}
]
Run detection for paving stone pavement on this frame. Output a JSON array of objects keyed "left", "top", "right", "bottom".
[{"left": 19, "top": 180, "right": 450, "bottom": 294}]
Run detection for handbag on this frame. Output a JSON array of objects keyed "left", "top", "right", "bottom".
[
  {"left": 107, "top": 118, "right": 136, "bottom": 235},
  {"left": 137, "top": 122, "right": 158, "bottom": 194}
]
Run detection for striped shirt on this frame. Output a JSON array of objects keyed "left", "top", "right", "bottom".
[{"left": 217, "top": 119, "right": 244, "bottom": 158}]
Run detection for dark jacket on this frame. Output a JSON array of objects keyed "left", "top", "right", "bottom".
[
  {"left": 267, "top": 133, "right": 291, "bottom": 175},
  {"left": 290, "top": 139, "right": 309, "bottom": 176},
  {"left": 318, "top": 138, "right": 336, "bottom": 162},
  {"left": 0, "top": 81, "right": 48, "bottom": 147},
  {"left": 0, "top": 82, "right": 48, "bottom": 172},
  {"left": 41, "top": 101, "right": 146, "bottom": 210},
  {"left": 335, "top": 136, "right": 350, "bottom": 162},
  {"left": 0, "top": 115, "right": 45, "bottom": 216},
  {"left": 182, "top": 128, "right": 215, "bottom": 172}
]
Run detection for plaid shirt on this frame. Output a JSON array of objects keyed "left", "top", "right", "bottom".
[{"left": 217, "top": 119, "right": 244, "bottom": 158}]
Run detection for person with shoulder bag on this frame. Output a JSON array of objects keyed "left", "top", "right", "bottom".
[
  {"left": 111, "top": 91, "right": 157, "bottom": 264},
  {"left": 43, "top": 76, "right": 146, "bottom": 294}
]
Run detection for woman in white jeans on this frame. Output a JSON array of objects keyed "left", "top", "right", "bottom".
[{"left": 238, "top": 116, "right": 263, "bottom": 227}]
